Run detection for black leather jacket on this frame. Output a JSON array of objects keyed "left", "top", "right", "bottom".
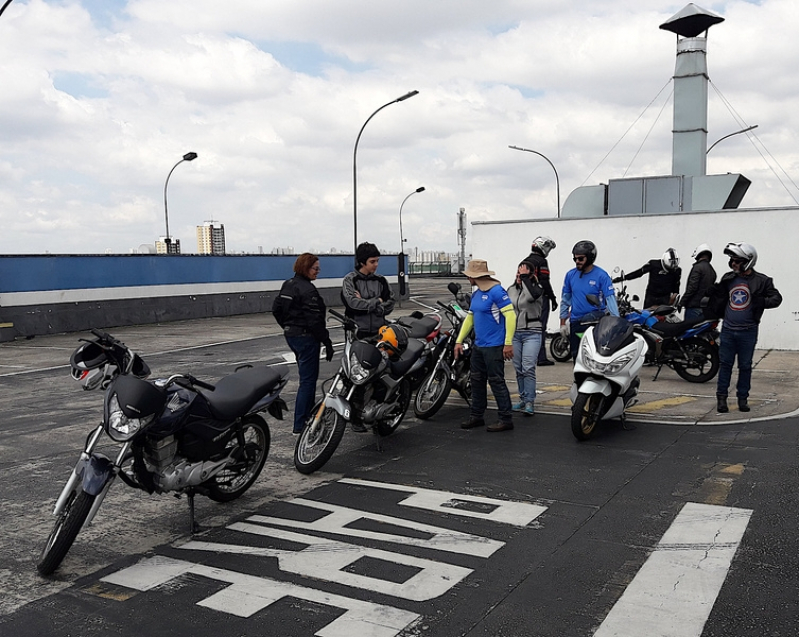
[
  {"left": 705, "top": 269, "right": 782, "bottom": 323},
  {"left": 272, "top": 275, "right": 330, "bottom": 342},
  {"left": 682, "top": 259, "right": 716, "bottom": 309}
]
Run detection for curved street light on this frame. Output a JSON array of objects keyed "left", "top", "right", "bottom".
[
  {"left": 706, "top": 124, "right": 758, "bottom": 155},
  {"left": 0, "top": 1, "right": 16, "bottom": 18},
  {"left": 352, "top": 90, "right": 419, "bottom": 255},
  {"left": 163, "top": 152, "right": 198, "bottom": 253},
  {"left": 399, "top": 186, "right": 425, "bottom": 254},
  {"left": 508, "top": 145, "right": 561, "bottom": 218}
]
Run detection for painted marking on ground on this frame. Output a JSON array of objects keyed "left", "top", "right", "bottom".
[
  {"left": 627, "top": 395, "right": 697, "bottom": 413},
  {"left": 593, "top": 502, "right": 753, "bottom": 637}
]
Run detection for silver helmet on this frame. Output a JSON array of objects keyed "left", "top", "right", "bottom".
[
  {"left": 691, "top": 243, "right": 712, "bottom": 261},
  {"left": 661, "top": 248, "right": 679, "bottom": 271},
  {"left": 530, "top": 236, "right": 556, "bottom": 258},
  {"left": 723, "top": 242, "right": 757, "bottom": 271}
]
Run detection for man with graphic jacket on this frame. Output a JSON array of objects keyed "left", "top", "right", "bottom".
[{"left": 341, "top": 242, "right": 395, "bottom": 339}]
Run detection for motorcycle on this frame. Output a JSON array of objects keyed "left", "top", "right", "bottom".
[
  {"left": 570, "top": 295, "right": 648, "bottom": 441},
  {"left": 616, "top": 284, "right": 720, "bottom": 383},
  {"left": 293, "top": 309, "right": 428, "bottom": 474},
  {"left": 413, "top": 282, "right": 473, "bottom": 419},
  {"left": 37, "top": 331, "right": 288, "bottom": 576},
  {"left": 549, "top": 331, "right": 571, "bottom": 363}
]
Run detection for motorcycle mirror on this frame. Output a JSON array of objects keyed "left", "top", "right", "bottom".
[
  {"left": 447, "top": 282, "right": 461, "bottom": 295},
  {"left": 586, "top": 293, "right": 601, "bottom": 307},
  {"left": 632, "top": 294, "right": 640, "bottom": 302}
]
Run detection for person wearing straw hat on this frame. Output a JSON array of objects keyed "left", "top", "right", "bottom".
[{"left": 454, "top": 259, "right": 516, "bottom": 432}]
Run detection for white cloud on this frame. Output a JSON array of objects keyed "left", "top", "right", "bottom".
[{"left": 0, "top": 0, "right": 797, "bottom": 255}]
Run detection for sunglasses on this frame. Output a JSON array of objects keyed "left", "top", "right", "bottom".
[
  {"left": 729, "top": 257, "right": 746, "bottom": 265},
  {"left": 573, "top": 256, "right": 587, "bottom": 262}
]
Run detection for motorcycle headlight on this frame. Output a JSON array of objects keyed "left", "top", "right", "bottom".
[
  {"left": 348, "top": 353, "right": 372, "bottom": 385},
  {"left": 107, "top": 394, "right": 155, "bottom": 441},
  {"left": 585, "top": 352, "right": 634, "bottom": 376}
]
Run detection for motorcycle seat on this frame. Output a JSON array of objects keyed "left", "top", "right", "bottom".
[
  {"left": 388, "top": 338, "right": 425, "bottom": 378},
  {"left": 203, "top": 366, "right": 286, "bottom": 420},
  {"left": 648, "top": 316, "right": 707, "bottom": 338},
  {"left": 395, "top": 315, "right": 441, "bottom": 339}
]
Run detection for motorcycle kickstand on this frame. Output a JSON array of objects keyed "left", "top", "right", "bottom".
[
  {"left": 372, "top": 427, "right": 384, "bottom": 453},
  {"left": 620, "top": 413, "right": 637, "bottom": 431},
  {"left": 186, "top": 488, "right": 201, "bottom": 535},
  {"left": 652, "top": 364, "right": 664, "bottom": 382}
]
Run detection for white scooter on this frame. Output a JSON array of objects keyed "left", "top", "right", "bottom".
[{"left": 569, "top": 296, "right": 648, "bottom": 441}]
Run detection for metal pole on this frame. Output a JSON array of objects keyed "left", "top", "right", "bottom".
[
  {"left": 706, "top": 125, "right": 758, "bottom": 155},
  {"left": 508, "top": 145, "right": 561, "bottom": 218},
  {"left": 353, "top": 90, "right": 419, "bottom": 256},
  {"left": 399, "top": 186, "right": 425, "bottom": 253},
  {"left": 163, "top": 152, "right": 197, "bottom": 253}
]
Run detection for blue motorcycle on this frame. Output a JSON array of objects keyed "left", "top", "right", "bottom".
[{"left": 617, "top": 286, "right": 720, "bottom": 383}]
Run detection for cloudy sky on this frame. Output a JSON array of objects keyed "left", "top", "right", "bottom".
[{"left": 1, "top": 0, "right": 797, "bottom": 256}]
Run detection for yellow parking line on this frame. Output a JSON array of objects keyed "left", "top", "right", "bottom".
[
  {"left": 542, "top": 398, "right": 573, "bottom": 407},
  {"left": 627, "top": 396, "right": 696, "bottom": 413}
]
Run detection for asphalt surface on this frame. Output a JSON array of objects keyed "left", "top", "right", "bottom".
[{"left": 1, "top": 277, "right": 798, "bottom": 637}]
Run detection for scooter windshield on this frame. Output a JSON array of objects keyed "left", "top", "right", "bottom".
[{"left": 592, "top": 315, "right": 635, "bottom": 356}]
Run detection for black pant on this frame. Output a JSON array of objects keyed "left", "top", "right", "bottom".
[{"left": 538, "top": 301, "right": 551, "bottom": 362}]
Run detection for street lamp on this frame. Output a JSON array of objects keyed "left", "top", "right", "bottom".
[
  {"left": 706, "top": 124, "right": 758, "bottom": 155},
  {"left": 508, "top": 145, "right": 561, "bottom": 218},
  {"left": 163, "top": 151, "right": 198, "bottom": 254},
  {"left": 352, "top": 90, "right": 419, "bottom": 255},
  {"left": 397, "top": 186, "right": 425, "bottom": 299},
  {"left": 399, "top": 186, "right": 425, "bottom": 253}
]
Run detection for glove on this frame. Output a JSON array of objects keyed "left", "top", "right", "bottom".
[
  {"left": 550, "top": 298, "right": 558, "bottom": 312},
  {"left": 559, "top": 323, "right": 569, "bottom": 339},
  {"left": 324, "top": 340, "right": 335, "bottom": 362}
]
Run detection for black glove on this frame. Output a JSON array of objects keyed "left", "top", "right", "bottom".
[
  {"left": 324, "top": 340, "right": 335, "bottom": 362},
  {"left": 550, "top": 298, "right": 558, "bottom": 311}
]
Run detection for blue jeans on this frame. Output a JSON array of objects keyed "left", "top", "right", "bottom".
[
  {"left": 716, "top": 326, "right": 758, "bottom": 399},
  {"left": 684, "top": 307, "right": 704, "bottom": 321},
  {"left": 285, "top": 335, "right": 321, "bottom": 432},
  {"left": 471, "top": 345, "right": 513, "bottom": 423},
  {"left": 513, "top": 330, "right": 542, "bottom": 405}
]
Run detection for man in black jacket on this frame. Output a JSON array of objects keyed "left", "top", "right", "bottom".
[
  {"left": 614, "top": 248, "right": 681, "bottom": 308},
  {"left": 681, "top": 243, "right": 716, "bottom": 321},
  {"left": 706, "top": 242, "right": 782, "bottom": 414},
  {"left": 524, "top": 236, "right": 558, "bottom": 366},
  {"left": 341, "top": 242, "right": 395, "bottom": 339}
]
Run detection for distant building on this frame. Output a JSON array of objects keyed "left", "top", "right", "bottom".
[
  {"left": 156, "top": 237, "right": 181, "bottom": 254},
  {"left": 197, "top": 222, "right": 226, "bottom": 255}
]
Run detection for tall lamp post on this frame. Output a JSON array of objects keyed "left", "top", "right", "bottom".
[
  {"left": 398, "top": 186, "right": 425, "bottom": 300},
  {"left": 508, "top": 145, "right": 561, "bottom": 218},
  {"left": 706, "top": 124, "right": 758, "bottom": 155},
  {"left": 163, "top": 151, "right": 198, "bottom": 254},
  {"left": 352, "top": 90, "right": 419, "bottom": 256}
]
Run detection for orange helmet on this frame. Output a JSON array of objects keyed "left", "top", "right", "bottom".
[{"left": 377, "top": 325, "right": 408, "bottom": 355}]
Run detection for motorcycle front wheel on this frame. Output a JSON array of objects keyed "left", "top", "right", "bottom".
[
  {"left": 672, "top": 337, "right": 719, "bottom": 383},
  {"left": 413, "top": 367, "right": 452, "bottom": 420},
  {"left": 37, "top": 487, "right": 96, "bottom": 576},
  {"left": 550, "top": 334, "right": 571, "bottom": 363},
  {"left": 377, "top": 379, "right": 412, "bottom": 436},
  {"left": 205, "top": 415, "right": 271, "bottom": 502},
  {"left": 294, "top": 404, "right": 346, "bottom": 474},
  {"left": 571, "top": 393, "right": 603, "bottom": 441}
]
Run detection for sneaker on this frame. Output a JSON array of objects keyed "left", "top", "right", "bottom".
[
  {"left": 460, "top": 417, "right": 485, "bottom": 429},
  {"left": 512, "top": 402, "right": 525, "bottom": 412},
  {"left": 486, "top": 421, "right": 514, "bottom": 432},
  {"left": 523, "top": 402, "right": 535, "bottom": 416},
  {"left": 538, "top": 359, "right": 555, "bottom": 366}
]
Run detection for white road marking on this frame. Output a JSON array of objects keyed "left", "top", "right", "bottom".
[
  {"left": 339, "top": 478, "right": 547, "bottom": 526},
  {"left": 101, "top": 556, "right": 419, "bottom": 637},
  {"left": 593, "top": 502, "right": 753, "bottom": 637}
]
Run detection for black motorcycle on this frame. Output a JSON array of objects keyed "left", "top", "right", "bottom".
[
  {"left": 37, "top": 331, "right": 287, "bottom": 575},
  {"left": 413, "top": 282, "right": 473, "bottom": 419}
]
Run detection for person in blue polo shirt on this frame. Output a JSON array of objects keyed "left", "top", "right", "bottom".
[
  {"left": 559, "top": 240, "right": 619, "bottom": 360},
  {"left": 454, "top": 259, "right": 516, "bottom": 432}
]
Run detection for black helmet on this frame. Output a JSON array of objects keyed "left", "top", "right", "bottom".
[
  {"left": 355, "top": 242, "right": 381, "bottom": 267},
  {"left": 572, "top": 240, "right": 597, "bottom": 265}
]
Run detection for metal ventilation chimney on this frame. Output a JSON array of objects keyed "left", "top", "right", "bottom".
[{"left": 660, "top": 4, "right": 725, "bottom": 178}]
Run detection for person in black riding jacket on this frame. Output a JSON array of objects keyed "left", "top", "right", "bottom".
[
  {"left": 341, "top": 242, "right": 395, "bottom": 339},
  {"left": 681, "top": 243, "right": 716, "bottom": 321},
  {"left": 614, "top": 248, "right": 682, "bottom": 308},
  {"left": 524, "top": 236, "right": 558, "bottom": 366},
  {"left": 273, "top": 253, "right": 334, "bottom": 434},
  {"left": 704, "top": 242, "right": 782, "bottom": 414}
]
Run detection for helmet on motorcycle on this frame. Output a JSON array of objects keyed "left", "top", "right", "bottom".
[
  {"left": 70, "top": 341, "right": 111, "bottom": 390},
  {"left": 355, "top": 242, "right": 381, "bottom": 267},
  {"left": 377, "top": 325, "right": 408, "bottom": 357},
  {"left": 71, "top": 364, "right": 117, "bottom": 391},
  {"left": 530, "top": 236, "right": 556, "bottom": 258},
  {"left": 692, "top": 243, "right": 712, "bottom": 261},
  {"left": 661, "top": 248, "right": 680, "bottom": 271},
  {"left": 723, "top": 242, "right": 757, "bottom": 271},
  {"left": 572, "top": 240, "right": 597, "bottom": 265}
]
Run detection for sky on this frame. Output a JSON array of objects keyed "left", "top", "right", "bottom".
[{"left": 1, "top": 0, "right": 798, "bottom": 256}]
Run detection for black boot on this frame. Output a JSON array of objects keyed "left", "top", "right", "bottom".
[
  {"left": 716, "top": 395, "right": 729, "bottom": 413},
  {"left": 738, "top": 397, "right": 750, "bottom": 412}
]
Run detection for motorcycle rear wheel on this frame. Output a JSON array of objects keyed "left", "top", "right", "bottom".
[
  {"left": 37, "top": 488, "right": 96, "bottom": 576},
  {"left": 294, "top": 405, "right": 346, "bottom": 474},
  {"left": 571, "top": 393, "right": 603, "bottom": 441},
  {"left": 550, "top": 334, "right": 571, "bottom": 363},
  {"left": 413, "top": 367, "right": 452, "bottom": 420},
  {"left": 205, "top": 415, "right": 270, "bottom": 502},
  {"left": 672, "top": 338, "right": 719, "bottom": 383},
  {"left": 377, "top": 379, "right": 411, "bottom": 436}
]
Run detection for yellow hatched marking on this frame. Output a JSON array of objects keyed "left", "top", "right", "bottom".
[
  {"left": 627, "top": 396, "right": 696, "bottom": 413},
  {"left": 543, "top": 398, "right": 573, "bottom": 407}
]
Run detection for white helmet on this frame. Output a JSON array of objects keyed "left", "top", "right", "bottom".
[
  {"left": 691, "top": 243, "right": 712, "bottom": 261},
  {"left": 661, "top": 248, "right": 679, "bottom": 271},
  {"left": 724, "top": 242, "right": 757, "bottom": 271},
  {"left": 531, "top": 236, "right": 556, "bottom": 258},
  {"left": 71, "top": 363, "right": 118, "bottom": 391}
]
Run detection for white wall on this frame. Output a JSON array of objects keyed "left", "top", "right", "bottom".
[{"left": 472, "top": 207, "right": 795, "bottom": 350}]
